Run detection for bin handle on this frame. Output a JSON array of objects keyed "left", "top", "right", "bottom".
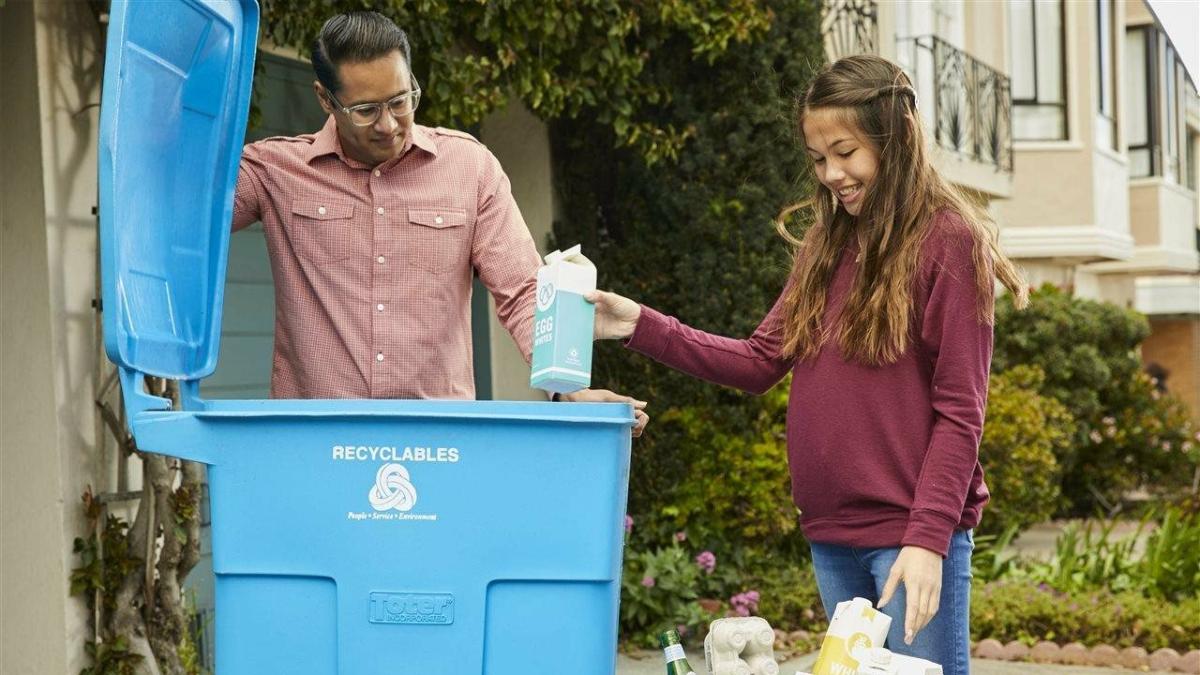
[{"left": 118, "top": 367, "right": 173, "bottom": 420}]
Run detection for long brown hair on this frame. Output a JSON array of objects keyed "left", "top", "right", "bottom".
[{"left": 777, "top": 55, "right": 1027, "bottom": 366}]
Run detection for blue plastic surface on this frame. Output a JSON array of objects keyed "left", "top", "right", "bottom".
[
  {"left": 130, "top": 400, "right": 633, "bottom": 675},
  {"left": 97, "top": 3, "right": 637, "bottom": 672},
  {"left": 98, "top": 0, "right": 257, "bottom": 385}
]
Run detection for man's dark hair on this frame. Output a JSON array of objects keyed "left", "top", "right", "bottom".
[{"left": 311, "top": 11, "right": 412, "bottom": 95}]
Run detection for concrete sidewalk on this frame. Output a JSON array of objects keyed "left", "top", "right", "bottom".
[{"left": 615, "top": 649, "right": 1174, "bottom": 674}]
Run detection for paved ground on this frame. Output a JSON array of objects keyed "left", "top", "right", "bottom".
[{"left": 615, "top": 649, "right": 1173, "bottom": 674}]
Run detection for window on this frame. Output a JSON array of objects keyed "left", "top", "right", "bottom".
[
  {"left": 1094, "top": 0, "right": 1117, "bottom": 149},
  {"left": 1163, "top": 44, "right": 1180, "bottom": 183},
  {"left": 1124, "top": 26, "right": 1195, "bottom": 185},
  {"left": 1010, "top": 0, "right": 1067, "bottom": 140},
  {"left": 1125, "top": 27, "right": 1156, "bottom": 176}
]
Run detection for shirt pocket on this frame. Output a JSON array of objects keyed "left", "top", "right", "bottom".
[
  {"left": 405, "top": 207, "right": 469, "bottom": 274},
  {"left": 290, "top": 199, "right": 355, "bottom": 263}
]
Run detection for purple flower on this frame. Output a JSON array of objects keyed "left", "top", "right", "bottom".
[
  {"left": 624, "top": 515, "right": 633, "bottom": 534},
  {"left": 677, "top": 624, "right": 689, "bottom": 637},
  {"left": 695, "top": 551, "right": 716, "bottom": 574},
  {"left": 641, "top": 575, "right": 656, "bottom": 588},
  {"left": 729, "top": 590, "right": 760, "bottom": 617},
  {"left": 674, "top": 531, "right": 688, "bottom": 543}
]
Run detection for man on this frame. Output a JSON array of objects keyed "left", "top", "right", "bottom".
[{"left": 233, "top": 11, "right": 647, "bottom": 434}]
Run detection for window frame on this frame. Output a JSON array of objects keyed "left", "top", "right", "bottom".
[
  {"left": 1094, "top": 0, "right": 1117, "bottom": 149},
  {"left": 1126, "top": 25, "right": 1159, "bottom": 177},
  {"left": 1010, "top": 0, "right": 1069, "bottom": 141}
]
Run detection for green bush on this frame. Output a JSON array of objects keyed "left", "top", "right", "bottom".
[
  {"left": 620, "top": 543, "right": 720, "bottom": 648},
  {"left": 993, "top": 284, "right": 1199, "bottom": 512},
  {"left": 971, "top": 580, "right": 1200, "bottom": 652},
  {"left": 976, "top": 504, "right": 1199, "bottom": 601},
  {"left": 657, "top": 379, "right": 803, "bottom": 553},
  {"left": 1129, "top": 506, "right": 1200, "bottom": 602},
  {"left": 978, "top": 366, "right": 1072, "bottom": 535},
  {"left": 550, "top": 2, "right": 824, "bottom": 552}
]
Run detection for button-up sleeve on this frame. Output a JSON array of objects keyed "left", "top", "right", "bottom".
[
  {"left": 471, "top": 149, "right": 541, "bottom": 363},
  {"left": 232, "top": 146, "right": 266, "bottom": 232}
]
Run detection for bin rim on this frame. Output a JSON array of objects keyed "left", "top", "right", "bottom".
[{"left": 141, "top": 398, "right": 636, "bottom": 425}]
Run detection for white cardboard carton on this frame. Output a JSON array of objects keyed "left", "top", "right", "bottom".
[
  {"left": 811, "top": 598, "right": 892, "bottom": 675},
  {"left": 529, "top": 244, "right": 596, "bottom": 394}
]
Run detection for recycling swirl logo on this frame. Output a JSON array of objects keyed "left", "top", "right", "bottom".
[
  {"left": 536, "top": 282, "right": 556, "bottom": 312},
  {"left": 369, "top": 463, "right": 418, "bottom": 512}
]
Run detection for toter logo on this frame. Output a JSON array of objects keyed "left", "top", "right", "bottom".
[{"left": 369, "top": 463, "right": 418, "bottom": 512}]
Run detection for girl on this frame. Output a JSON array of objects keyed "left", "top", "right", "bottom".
[{"left": 588, "top": 55, "right": 1027, "bottom": 674}]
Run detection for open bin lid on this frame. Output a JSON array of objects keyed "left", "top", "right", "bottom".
[{"left": 98, "top": 0, "right": 258, "bottom": 384}]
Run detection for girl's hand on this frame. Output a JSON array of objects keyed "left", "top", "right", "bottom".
[
  {"left": 877, "top": 545, "right": 942, "bottom": 645},
  {"left": 585, "top": 290, "right": 642, "bottom": 340}
]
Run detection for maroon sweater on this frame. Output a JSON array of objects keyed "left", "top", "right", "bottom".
[{"left": 626, "top": 211, "right": 992, "bottom": 556}]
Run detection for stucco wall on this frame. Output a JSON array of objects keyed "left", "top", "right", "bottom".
[
  {"left": 479, "top": 101, "right": 555, "bottom": 401},
  {"left": 1, "top": 1, "right": 106, "bottom": 672}
]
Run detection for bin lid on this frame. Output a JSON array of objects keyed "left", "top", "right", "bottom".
[{"left": 99, "top": 0, "right": 259, "bottom": 381}]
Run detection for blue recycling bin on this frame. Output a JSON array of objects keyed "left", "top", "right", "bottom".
[{"left": 97, "top": 2, "right": 635, "bottom": 673}]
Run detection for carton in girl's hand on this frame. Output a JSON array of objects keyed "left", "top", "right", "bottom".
[{"left": 530, "top": 245, "right": 596, "bottom": 394}]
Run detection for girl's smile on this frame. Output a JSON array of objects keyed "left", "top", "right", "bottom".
[{"left": 803, "top": 109, "right": 880, "bottom": 217}]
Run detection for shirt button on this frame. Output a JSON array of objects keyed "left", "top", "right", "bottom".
[
  {"left": 376, "top": 207, "right": 385, "bottom": 215},
  {"left": 434, "top": 215, "right": 444, "bottom": 225},
  {"left": 376, "top": 303, "right": 385, "bottom": 312},
  {"left": 373, "top": 170, "right": 381, "bottom": 177},
  {"left": 317, "top": 206, "right": 327, "bottom": 215},
  {"left": 376, "top": 352, "right": 385, "bottom": 362},
  {"left": 376, "top": 255, "right": 386, "bottom": 264}
]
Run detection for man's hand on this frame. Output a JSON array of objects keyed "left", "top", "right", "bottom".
[
  {"left": 584, "top": 290, "right": 641, "bottom": 340},
  {"left": 559, "top": 388, "right": 649, "bottom": 437},
  {"left": 877, "top": 545, "right": 942, "bottom": 645}
]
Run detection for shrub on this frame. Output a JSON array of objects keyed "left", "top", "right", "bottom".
[
  {"left": 1131, "top": 506, "right": 1200, "bottom": 602},
  {"left": 971, "top": 580, "right": 1200, "bottom": 652},
  {"left": 658, "top": 379, "right": 803, "bottom": 554},
  {"left": 620, "top": 543, "right": 720, "bottom": 648},
  {"left": 550, "top": 2, "right": 824, "bottom": 552},
  {"left": 977, "top": 505, "right": 1200, "bottom": 601},
  {"left": 993, "top": 284, "right": 1198, "bottom": 512},
  {"left": 978, "top": 366, "right": 1072, "bottom": 534}
]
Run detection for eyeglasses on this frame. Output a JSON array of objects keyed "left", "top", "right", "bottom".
[{"left": 326, "top": 81, "right": 422, "bottom": 127}]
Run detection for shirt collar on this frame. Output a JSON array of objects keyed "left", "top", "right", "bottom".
[{"left": 305, "top": 116, "right": 439, "bottom": 167}]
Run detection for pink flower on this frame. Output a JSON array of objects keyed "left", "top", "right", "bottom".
[
  {"left": 641, "top": 576, "right": 656, "bottom": 588},
  {"left": 624, "top": 515, "right": 633, "bottom": 534},
  {"left": 729, "top": 590, "right": 760, "bottom": 617},
  {"left": 695, "top": 551, "right": 716, "bottom": 574},
  {"left": 674, "top": 531, "right": 688, "bottom": 543},
  {"left": 677, "top": 624, "right": 689, "bottom": 637}
]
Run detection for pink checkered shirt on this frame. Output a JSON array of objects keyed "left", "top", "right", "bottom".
[{"left": 232, "top": 116, "right": 540, "bottom": 400}]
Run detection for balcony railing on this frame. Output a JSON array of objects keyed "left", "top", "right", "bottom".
[
  {"left": 898, "top": 35, "right": 1013, "bottom": 173},
  {"left": 822, "top": 0, "right": 877, "bottom": 62}
]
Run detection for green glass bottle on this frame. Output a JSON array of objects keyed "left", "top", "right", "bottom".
[{"left": 659, "top": 628, "right": 698, "bottom": 675}]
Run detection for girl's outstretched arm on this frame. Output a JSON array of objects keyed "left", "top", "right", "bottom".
[{"left": 587, "top": 288, "right": 794, "bottom": 395}]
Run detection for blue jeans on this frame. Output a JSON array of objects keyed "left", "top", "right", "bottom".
[{"left": 809, "top": 530, "right": 974, "bottom": 675}]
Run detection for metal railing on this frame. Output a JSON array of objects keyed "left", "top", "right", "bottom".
[
  {"left": 898, "top": 35, "right": 1013, "bottom": 173},
  {"left": 822, "top": 0, "right": 878, "bottom": 62}
]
